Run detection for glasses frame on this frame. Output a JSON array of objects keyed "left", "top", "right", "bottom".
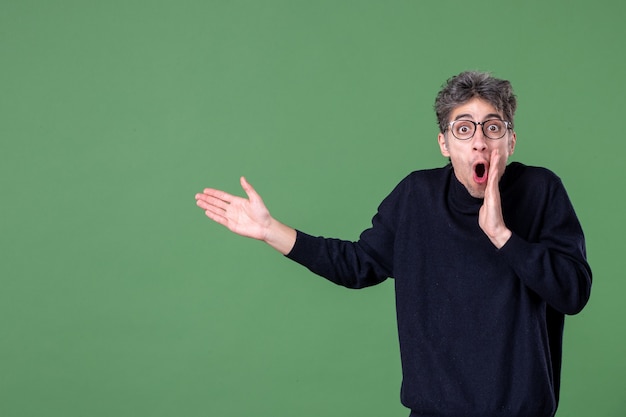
[{"left": 446, "top": 119, "right": 513, "bottom": 140}]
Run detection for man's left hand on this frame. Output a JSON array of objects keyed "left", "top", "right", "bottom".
[{"left": 479, "top": 149, "right": 512, "bottom": 249}]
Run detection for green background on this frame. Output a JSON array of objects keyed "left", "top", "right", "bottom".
[{"left": 1, "top": 1, "right": 624, "bottom": 416}]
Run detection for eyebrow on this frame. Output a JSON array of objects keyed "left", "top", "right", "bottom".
[{"left": 453, "top": 113, "right": 503, "bottom": 121}]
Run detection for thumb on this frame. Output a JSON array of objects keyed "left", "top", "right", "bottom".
[{"left": 240, "top": 176, "right": 261, "bottom": 201}]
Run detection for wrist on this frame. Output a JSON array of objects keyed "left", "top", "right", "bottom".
[
  {"left": 264, "top": 218, "right": 297, "bottom": 255},
  {"left": 490, "top": 228, "right": 512, "bottom": 249}
]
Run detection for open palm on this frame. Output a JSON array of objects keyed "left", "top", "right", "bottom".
[{"left": 195, "top": 177, "right": 271, "bottom": 241}]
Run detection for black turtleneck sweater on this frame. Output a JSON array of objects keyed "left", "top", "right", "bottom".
[{"left": 286, "top": 162, "right": 592, "bottom": 417}]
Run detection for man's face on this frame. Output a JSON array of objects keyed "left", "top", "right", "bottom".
[{"left": 437, "top": 98, "right": 516, "bottom": 199}]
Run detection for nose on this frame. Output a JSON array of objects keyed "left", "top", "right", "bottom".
[{"left": 472, "top": 127, "right": 488, "bottom": 151}]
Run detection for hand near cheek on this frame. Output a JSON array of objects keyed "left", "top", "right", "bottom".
[{"left": 479, "top": 150, "right": 512, "bottom": 249}]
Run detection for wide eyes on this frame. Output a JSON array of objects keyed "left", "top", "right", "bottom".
[{"left": 448, "top": 119, "right": 510, "bottom": 140}]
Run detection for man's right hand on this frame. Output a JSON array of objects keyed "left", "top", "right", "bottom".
[{"left": 195, "top": 177, "right": 296, "bottom": 255}]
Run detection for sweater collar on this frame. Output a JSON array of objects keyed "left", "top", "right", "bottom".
[{"left": 446, "top": 163, "right": 519, "bottom": 214}]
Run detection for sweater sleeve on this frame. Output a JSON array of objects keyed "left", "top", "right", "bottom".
[
  {"left": 498, "top": 178, "right": 592, "bottom": 315},
  {"left": 285, "top": 231, "right": 391, "bottom": 289},
  {"left": 285, "top": 180, "right": 403, "bottom": 289}
]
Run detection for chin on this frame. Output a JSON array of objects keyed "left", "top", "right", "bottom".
[{"left": 467, "top": 186, "right": 486, "bottom": 199}]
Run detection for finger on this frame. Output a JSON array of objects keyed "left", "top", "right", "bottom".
[
  {"left": 240, "top": 176, "right": 261, "bottom": 202},
  {"left": 196, "top": 194, "right": 233, "bottom": 211},
  {"left": 198, "top": 194, "right": 232, "bottom": 209},
  {"left": 203, "top": 207, "right": 229, "bottom": 227},
  {"left": 196, "top": 192, "right": 233, "bottom": 211},
  {"left": 489, "top": 149, "right": 499, "bottom": 177},
  {"left": 487, "top": 150, "right": 501, "bottom": 193},
  {"left": 199, "top": 188, "right": 235, "bottom": 203}
]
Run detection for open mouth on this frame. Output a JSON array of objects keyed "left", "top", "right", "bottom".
[
  {"left": 473, "top": 162, "right": 488, "bottom": 183},
  {"left": 475, "top": 163, "right": 486, "bottom": 178}
]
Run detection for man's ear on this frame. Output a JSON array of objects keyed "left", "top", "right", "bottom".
[
  {"left": 508, "top": 131, "right": 517, "bottom": 156},
  {"left": 438, "top": 133, "right": 450, "bottom": 157}
]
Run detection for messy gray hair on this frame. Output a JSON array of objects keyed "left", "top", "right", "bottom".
[{"left": 434, "top": 71, "right": 517, "bottom": 133}]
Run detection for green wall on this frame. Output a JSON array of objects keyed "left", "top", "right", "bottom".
[{"left": 1, "top": 1, "right": 624, "bottom": 416}]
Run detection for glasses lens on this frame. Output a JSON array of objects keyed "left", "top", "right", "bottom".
[
  {"left": 451, "top": 121, "right": 475, "bottom": 140},
  {"left": 483, "top": 120, "right": 507, "bottom": 139}
]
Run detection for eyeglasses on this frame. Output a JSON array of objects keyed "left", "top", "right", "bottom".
[{"left": 446, "top": 119, "right": 512, "bottom": 140}]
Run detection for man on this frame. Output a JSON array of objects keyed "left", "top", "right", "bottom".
[{"left": 195, "top": 71, "right": 592, "bottom": 417}]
